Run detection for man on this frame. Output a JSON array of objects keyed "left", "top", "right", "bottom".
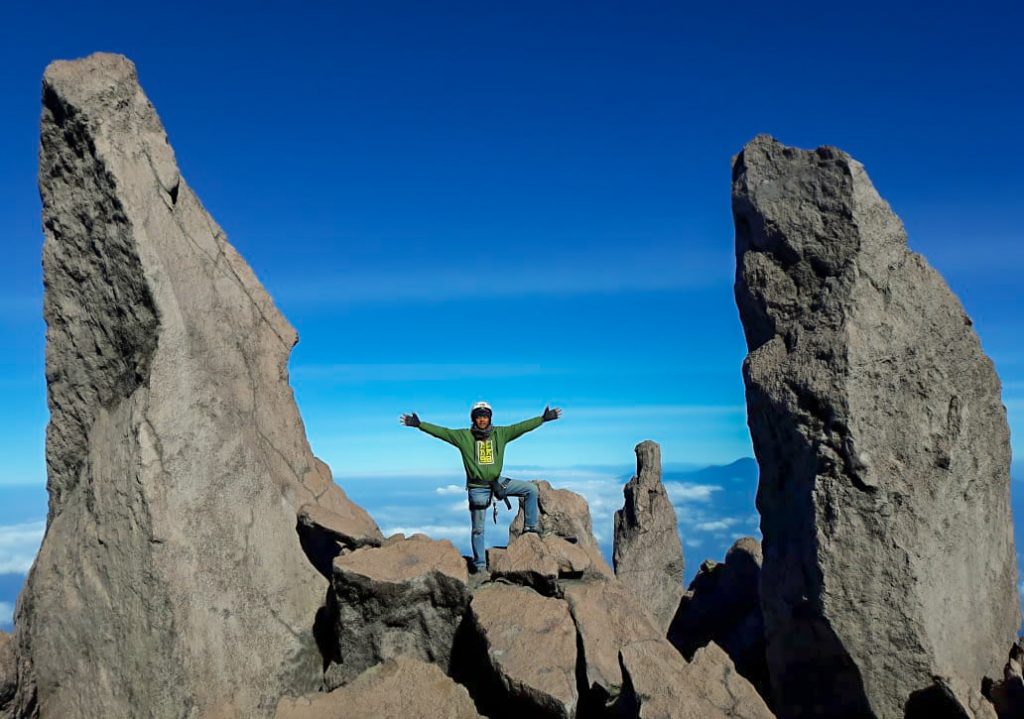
[{"left": 399, "top": 401, "right": 562, "bottom": 573}]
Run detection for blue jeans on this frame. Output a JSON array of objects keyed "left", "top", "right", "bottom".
[{"left": 468, "top": 478, "right": 539, "bottom": 570}]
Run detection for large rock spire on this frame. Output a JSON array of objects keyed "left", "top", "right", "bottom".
[
  {"left": 733, "top": 135, "right": 1019, "bottom": 718},
  {"left": 8, "top": 52, "right": 381, "bottom": 718}
]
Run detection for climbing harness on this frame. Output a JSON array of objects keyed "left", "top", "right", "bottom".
[{"left": 491, "top": 476, "right": 513, "bottom": 523}]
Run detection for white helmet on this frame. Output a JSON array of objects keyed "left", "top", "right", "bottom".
[{"left": 470, "top": 401, "right": 493, "bottom": 420}]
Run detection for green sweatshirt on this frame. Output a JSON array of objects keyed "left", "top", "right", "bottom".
[{"left": 418, "top": 416, "right": 545, "bottom": 488}]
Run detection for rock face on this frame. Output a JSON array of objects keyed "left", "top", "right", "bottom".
[
  {"left": 326, "top": 534, "right": 469, "bottom": 686},
  {"left": 9, "top": 52, "right": 382, "bottom": 718},
  {"left": 733, "top": 135, "right": 1019, "bottom": 717},
  {"left": 618, "top": 639, "right": 774, "bottom": 719},
  {"left": 510, "top": 480, "right": 613, "bottom": 577},
  {"left": 613, "top": 440, "right": 684, "bottom": 633},
  {"left": 275, "top": 656, "right": 482, "bottom": 719},
  {"left": 668, "top": 537, "right": 769, "bottom": 700}
]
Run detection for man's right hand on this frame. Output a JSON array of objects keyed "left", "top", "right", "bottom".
[{"left": 400, "top": 412, "right": 421, "bottom": 428}]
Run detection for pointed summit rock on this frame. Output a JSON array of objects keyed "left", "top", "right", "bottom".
[
  {"left": 7, "top": 53, "right": 382, "bottom": 718},
  {"left": 733, "top": 135, "right": 1018, "bottom": 717},
  {"left": 613, "top": 440, "right": 684, "bottom": 633}
]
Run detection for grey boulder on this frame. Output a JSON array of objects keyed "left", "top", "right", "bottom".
[
  {"left": 613, "top": 440, "right": 684, "bottom": 633},
  {"left": 733, "top": 135, "right": 1019, "bottom": 717},
  {"left": 487, "top": 532, "right": 591, "bottom": 594},
  {"left": 326, "top": 533, "right": 470, "bottom": 687},
  {"left": 461, "top": 583, "right": 578, "bottom": 719},
  {"left": 510, "top": 480, "right": 613, "bottom": 578}
]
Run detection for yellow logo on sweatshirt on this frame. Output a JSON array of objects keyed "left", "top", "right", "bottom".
[{"left": 476, "top": 440, "right": 495, "bottom": 465}]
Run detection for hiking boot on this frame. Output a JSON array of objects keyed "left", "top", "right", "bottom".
[{"left": 523, "top": 526, "right": 551, "bottom": 539}]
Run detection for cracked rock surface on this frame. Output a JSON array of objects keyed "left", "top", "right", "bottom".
[
  {"left": 563, "top": 577, "right": 661, "bottom": 703},
  {"left": 613, "top": 440, "right": 684, "bottom": 633},
  {"left": 463, "top": 583, "right": 579, "bottom": 719},
  {"left": 7, "top": 52, "right": 381, "bottom": 719},
  {"left": 733, "top": 135, "right": 1018, "bottom": 718},
  {"left": 325, "top": 533, "right": 470, "bottom": 687}
]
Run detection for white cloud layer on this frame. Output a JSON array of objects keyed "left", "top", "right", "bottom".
[
  {"left": 695, "top": 517, "right": 742, "bottom": 532},
  {"left": 664, "top": 482, "right": 723, "bottom": 502},
  {"left": 0, "top": 521, "right": 44, "bottom": 573}
]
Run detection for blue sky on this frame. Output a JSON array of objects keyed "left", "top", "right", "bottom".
[{"left": 0, "top": 1, "right": 1022, "bottom": 627}]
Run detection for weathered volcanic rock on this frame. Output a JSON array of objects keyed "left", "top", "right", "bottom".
[
  {"left": 487, "top": 533, "right": 591, "bottom": 594},
  {"left": 613, "top": 440, "right": 684, "bottom": 633},
  {"left": 984, "top": 640, "right": 1024, "bottom": 719},
  {"left": 733, "top": 135, "right": 1019, "bottom": 717},
  {"left": 326, "top": 533, "right": 469, "bottom": 687},
  {"left": 8, "top": 52, "right": 382, "bottom": 718},
  {"left": 462, "top": 583, "right": 578, "bottom": 719},
  {"left": 275, "top": 656, "right": 482, "bottom": 719},
  {"left": 563, "top": 577, "right": 661, "bottom": 704},
  {"left": 618, "top": 639, "right": 773, "bottom": 719},
  {"left": 510, "top": 480, "right": 613, "bottom": 577},
  {"left": 0, "top": 632, "right": 14, "bottom": 709},
  {"left": 668, "top": 537, "right": 769, "bottom": 700}
]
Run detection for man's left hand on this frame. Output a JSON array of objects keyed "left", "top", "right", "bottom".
[{"left": 543, "top": 406, "right": 562, "bottom": 422}]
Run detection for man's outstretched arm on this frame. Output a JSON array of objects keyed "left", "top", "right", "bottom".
[
  {"left": 400, "top": 412, "right": 458, "bottom": 445},
  {"left": 504, "top": 405, "right": 562, "bottom": 442}
]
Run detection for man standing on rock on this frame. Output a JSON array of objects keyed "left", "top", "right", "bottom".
[{"left": 400, "top": 401, "right": 562, "bottom": 573}]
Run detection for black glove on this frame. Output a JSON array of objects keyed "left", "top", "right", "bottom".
[
  {"left": 401, "top": 412, "right": 420, "bottom": 428},
  {"left": 542, "top": 406, "right": 561, "bottom": 422}
]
